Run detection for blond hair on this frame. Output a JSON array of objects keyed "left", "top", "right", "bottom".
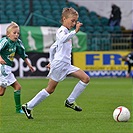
[
  {"left": 6, "top": 22, "right": 19, "bottom": 35},
  {"left": 61, "top": 7, "right": 79, "bottom": 23}
]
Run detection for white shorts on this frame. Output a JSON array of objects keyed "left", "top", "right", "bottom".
[
  {"left": 0, "top": 64, "right": 16, "bottom": 88},
  {"left": 47, "top": 60, "right": 80, "bottom": 82}
]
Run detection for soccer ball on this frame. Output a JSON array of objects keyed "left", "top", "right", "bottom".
[{"left": 113, "top": 106, "right": 130, "bottom": 122}]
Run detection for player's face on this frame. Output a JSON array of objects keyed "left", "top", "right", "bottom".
[
  {"left": 8, "top": 27, "right": 20, "bottom": 42},
  {"left": 63, "top": 15, "right": 78, "bottom": 30}
]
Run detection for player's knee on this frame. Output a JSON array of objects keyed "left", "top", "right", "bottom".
[
  {"left": 46, "top": 90, "right": 54, "bottom": 94},
  {"left": 83, "top": 75, "right": 90, "bottom": 84},
  {"left": 15, "top": 84, "right": 22, "bottom": 90},
  {"left": 0, "top": 92, "right": 4, "bottom": 96},
  {"left": 49, "top": 90, "right": 55, "bottom": 94},
  {"left": 0, "top": 86, "right": 6, "bottom": 96},
  {"left": 45, "top": 88, "right": 55, "bottom": 94},
  {"left": 18, "top": 85, "right": 22, "bottom": 90}
]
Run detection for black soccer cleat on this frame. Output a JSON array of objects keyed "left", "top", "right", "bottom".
[
  {"left": 65, "top": 100, "right": 82, "bottom": 111},
  {"left": 22, "top": 104, "right": 33, "bottom": 119}
]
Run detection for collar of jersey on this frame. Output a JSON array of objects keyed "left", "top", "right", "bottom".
[{"left": 7, "top": 37, "right": 16, "bottom": 43}]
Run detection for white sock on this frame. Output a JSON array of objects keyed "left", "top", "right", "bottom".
[
  {"left": 67, "top": 80, "right": 88, "bottom": 103},
  {"left": 27, "top": 89, "right": 50, "bottom": 110}
]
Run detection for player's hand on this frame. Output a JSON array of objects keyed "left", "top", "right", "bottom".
[
  {"left": 75, "top": 21, "right": 83, "bottom": 33},
  {"left": 121, "top": 56, "right": 126, "bottom": 61},
  {"left": 46, "top": 63, "right": 50, "bottom": 69},
  {"left": 126, "top": 73, "right": 130, "bottom": 78},
  {"left": 29, "top": 65, "right": 36, "bottom": 72},
  {"left": 0, "top": 56, "right": 6, "bottom": 64}
]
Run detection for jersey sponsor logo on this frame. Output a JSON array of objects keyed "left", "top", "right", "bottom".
[
  {"left": 8, "top": 53, "right": 15, "bottom": 61},
  {"left": 8, "top": 48, "right": 14, "bottom": 52}
]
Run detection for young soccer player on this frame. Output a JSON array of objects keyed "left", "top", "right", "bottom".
[
  {"left": 0, "top": 22, "right": 35, "bottom": 113},
  {"left": 22, "top": 7, "right": 90, "bottom": 119}
]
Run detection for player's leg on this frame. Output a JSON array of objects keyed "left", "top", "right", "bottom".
[
  {"left": 4, "top": 72, "right": 22, "bottom": 113},
  {"left": 22, "top": 79, "right": 58, "bottom": 119},
  {"left": 71, "top": 69, "right": 90, "bottom": 83},
  {"left": 0, "top": 70, "right": 7, "bottom": 96},
  {"left": 11, "top": 81, "right": 24, "bottom": 113},
  {"left": 65, "top": 69, "right": 90, "bottom": 111},
  {"left": 27, "top": 79, "right": 58, "bottom": 109},
  {"left": 0, "top": 86, "right": 6, "bottom": 96}
]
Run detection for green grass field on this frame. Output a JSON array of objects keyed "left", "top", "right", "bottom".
[{"left": 0, "top": 77, "right": 132, "bottom": 133}]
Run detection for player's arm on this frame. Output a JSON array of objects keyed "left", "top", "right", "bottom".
[
  {"left": 58, "top": 22, "right": 82, "bottom": 43},
  {"left": 46, "top": 42, "right": 57, "bottom": 69},
  {"left": 24, "top": 58, "right": 35, "bottom": 72},
  {"left": 16, "top": 39, "right": 35, "bottom": 72},
  {"left": 0, "top": 56, "right": 6, "bottom": 64},
  {"left": 49, "top": 42, "right": 57, "bottom": 64},
  {"left": 126, "top": 62, "right": 131, "bottom": 78},
  {"left": 0, "top": 38, "right": 8, "bottom": 64},
  {"left": 57, "top": 30, "right": 76, "bottom": 43},
  {"left": 127, "top": 64, "right": 131, "bottom": 74},
  {"left": 75, "top": 21, "right": 83, "bottom": 33}
]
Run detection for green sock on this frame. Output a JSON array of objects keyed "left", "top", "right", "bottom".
[{"left": 14, "top": 90, "right": 21, "bottom": 113}]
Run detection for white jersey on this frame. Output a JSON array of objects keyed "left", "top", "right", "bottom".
[{"left": 49, "top": 26, "right": 76, "bottom": 64}]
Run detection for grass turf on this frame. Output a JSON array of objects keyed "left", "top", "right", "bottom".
[{"left": 0, "top": 77, "right": 132, "bottom": 133}]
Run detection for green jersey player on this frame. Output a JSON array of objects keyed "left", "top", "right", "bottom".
[{"left": 0, "top": 22, "right": 35, "bottom": 113}]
